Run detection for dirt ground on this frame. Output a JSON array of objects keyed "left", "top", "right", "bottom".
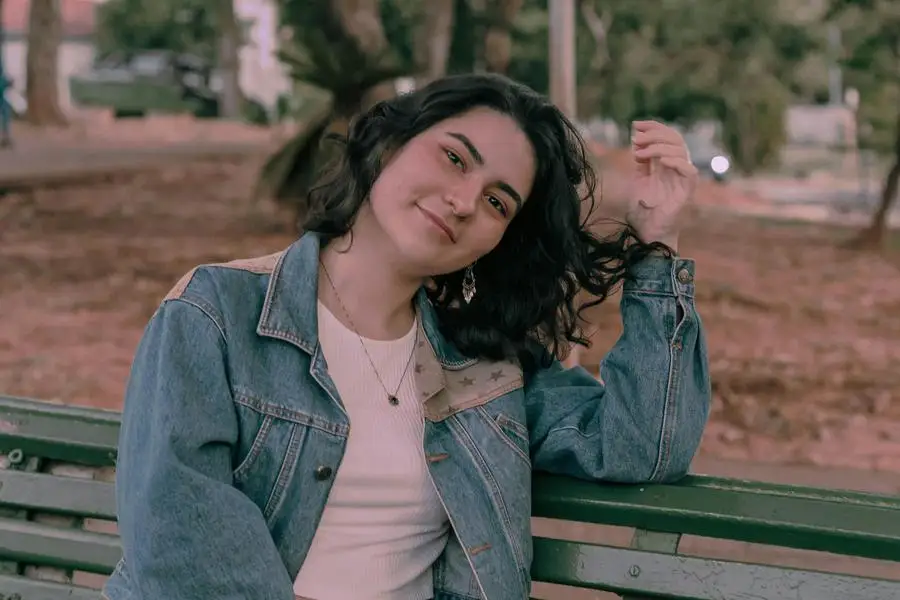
[
  {"left": 7, "top": 111, "right": 288, "bottom": 149},
  {"left": 2, "top": 155, "right": 900, "bottom": 473}
]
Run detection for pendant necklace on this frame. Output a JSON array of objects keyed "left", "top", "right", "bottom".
[{"left": 320, "top": 260, "right": 417, "bottom": 406}]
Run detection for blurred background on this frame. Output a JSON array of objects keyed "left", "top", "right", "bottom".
[{"left": 1, "top": 0, "right": 899, "bottom": 491}]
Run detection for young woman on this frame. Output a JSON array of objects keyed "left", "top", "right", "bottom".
[{"left": 104, "top": 73, "right": 710, "bottom": 600}]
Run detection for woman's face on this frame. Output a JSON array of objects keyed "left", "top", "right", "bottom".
[{"left": 366, "top": 107, "right": 537, "bottom": 276}]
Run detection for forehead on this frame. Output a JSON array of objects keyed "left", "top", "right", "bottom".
[
  {"left": 426, "top": 107, "right": 530, "bottom": 146},
  {"left": 423, "top": 107, "right": 536, "bottom": 197}
]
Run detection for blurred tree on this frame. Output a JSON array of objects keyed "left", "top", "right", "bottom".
[
  {"left": 579, "top": 0, "right": 814, "bottom": 173},
  {"left": 259, "top": 0, "right": 872, "bottom": 220},
  {"left": 96, "top": 0, "right": 218, "bottom": 59},
  {"left": 256, "top": 0, "right": 409, "bottom": 219},
  {"left": 483, "top": 0, "right": 524, "bottom": 74},
  {"left": 828, "top": 0, "right": 900, "bottom": 248},
  {"left": 25, "top": 0, "right": 66, "bottom": 125},
  {"left": 498, "top": 0, "right": 813, "bottom": 172},
  {"left": 216, "top": 0, "right": 242, "bottom": 119},
  {"left": 412, "top": 0, "right": 456, "bottom": 86}
]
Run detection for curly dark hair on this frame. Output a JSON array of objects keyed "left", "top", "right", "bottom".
[{"left": 301, "top": 73, "right": 671, "bottom": 371}]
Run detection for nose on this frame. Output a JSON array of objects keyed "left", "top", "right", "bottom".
[{"left": 445, "top": 179, "right": 482, "bottom": 218}]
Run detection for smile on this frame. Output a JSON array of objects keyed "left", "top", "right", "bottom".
[{"left": 417, "top": 205, "right": 456, "bottom": 243}]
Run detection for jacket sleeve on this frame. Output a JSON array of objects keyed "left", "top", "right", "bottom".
[
  {"left": 524, "top": 256, "right": 711, "bottom": 483},
  {"left": 115, "top": 298, "right": 296, "bottom": 600}
]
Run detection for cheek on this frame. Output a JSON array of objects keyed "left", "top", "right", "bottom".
[
  {"left": 463, "top": 221, "right": 509, "bottom": 262},
  {"left": 372, "top": 154, "right": 446, "bottom": 203},
  {"left": 368, "top": 173, "right": 401, "bottom": 210},
  {"left": 370, "top": 178, "right": 436, "bottom": 219}
]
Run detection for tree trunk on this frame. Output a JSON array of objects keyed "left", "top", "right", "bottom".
[
  {"left": 413, "top": 0, "right": 455, "bottom": 87},
  {"left": 25, "top": 0, "right": 66, "bottom": 126},
  {"left": 332, "top": 0, "right": 391, "bottom": 58},
  {"left": 468, "top": 0, "right": 488, "bottom": 72},
  {"left": 0, "top": 0, "right": 5, "bottom": 50},
  {"left": 850, "top": 112, "right": 900, "bottom": 249},
  {"left": 331, "top": 0, "right": 395, "bottom": 115},
  {"left": 483, "top": 0, "right": 523, "bottom": 74},
  {"left": 216, "top": 0, "right": 243, "bottom": 119},
  {"left": 579, "top": 0, "right": 612, "bottom": 70}
]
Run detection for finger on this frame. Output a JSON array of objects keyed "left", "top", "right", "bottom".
[
  {"left": 634, "top": 142, "right": 687, "bottom": 161},
  {"left": 632, "top": 119, "right": 679, "bottom": 135},
  {"left": 659, "top": 156, "right": 699, "bottom": 179},
  {"left": 633, "top": 153, "right": 653, "bottom": 177},
  {"left": 633, "top": 127, "right": 684, "bottom": 147},
  {"left": 631, "top": 119, "right": 666, "bottom": 131}
]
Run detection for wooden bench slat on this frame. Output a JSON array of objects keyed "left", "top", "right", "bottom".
[
  {"left": 3, "top": 395, "right": 900, "bottom": 599},
  {"left": 0, "top": 470, "right": 117, "bottom": 520},
  {"left": 533, "top": 473, "right": 900, "bottom": 561},
  {"left": 0, "top": 517, "right": 121, "bottom": 574},
  {"left": 680, "top": 474, "right": 900, "bottom": 510},
  {"left": 531, "top": 537, "right": 900, "bottom": 600},
  {"left": 0, "top": 574, "right": 101, "bottom": 600},
  {"left": 0, "top": 396, "right": 119, "bottom": 467}
]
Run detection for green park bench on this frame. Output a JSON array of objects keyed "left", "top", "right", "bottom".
[{"left": 1, "top": 394, "right": 899, "bottom": 599}]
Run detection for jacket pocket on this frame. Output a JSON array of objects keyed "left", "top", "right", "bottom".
[
  {"left": 233, "top": 414, "right": 275, "bottom": 481},
  {"left": 477, "top": 407, "right": 531, "bottom": 465}
]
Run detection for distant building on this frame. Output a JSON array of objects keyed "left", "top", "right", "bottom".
[
  {"left": 780, "top": 104, "right": 860, "bottom": 174},
  {"left": 784, "top": 104, "right": 857, "bottom": 148},
  {"left": 1, "top": 0, "right": 290, "bottom": 116}
]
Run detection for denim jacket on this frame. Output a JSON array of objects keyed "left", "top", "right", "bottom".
[{"left": 104, "top": 232, "right": 710, "bottom": 600}]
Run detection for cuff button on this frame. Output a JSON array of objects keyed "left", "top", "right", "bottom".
[{"left": 676, "top": 268, "right": 693, "bottom": 284}]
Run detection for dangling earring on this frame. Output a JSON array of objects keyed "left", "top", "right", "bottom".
[{"left": 462, "top": 264, "right": 476, "bottom": 304}]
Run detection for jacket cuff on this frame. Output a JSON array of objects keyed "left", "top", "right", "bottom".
[{"left": 623, "top": 256, "right": 695, "bottom": 298}]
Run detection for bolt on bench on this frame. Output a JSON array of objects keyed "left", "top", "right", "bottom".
[{"left": 1, "top": 394, "right": 899, "bottom": 599}]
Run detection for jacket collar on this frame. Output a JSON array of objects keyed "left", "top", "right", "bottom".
[{"left": 256, "top": 232, "right": 477, "bottom": 402}]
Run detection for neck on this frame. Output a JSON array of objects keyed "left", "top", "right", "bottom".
[{"left": 319, "top": 215, "right": 421, "bottom": 340}]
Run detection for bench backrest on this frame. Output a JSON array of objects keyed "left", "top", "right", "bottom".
[{"left": 2, "top": 395, "right": 900, "bottom": 599}]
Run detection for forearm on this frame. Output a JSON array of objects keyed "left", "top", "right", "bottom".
[
  {"left": 601, "top": 255, "right": 709, "bottom": 481},
  {"left": 526, "top": 256, "right": 711, "bottom": 483}
]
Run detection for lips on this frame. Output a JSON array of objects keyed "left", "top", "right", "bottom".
[{"left": 417, "top": 205, "right": 456, "bottom": 243}]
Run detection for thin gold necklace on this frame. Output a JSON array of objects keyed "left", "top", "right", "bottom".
[{"left": 320, "top": 260, "right": 418, "bottom": 407}]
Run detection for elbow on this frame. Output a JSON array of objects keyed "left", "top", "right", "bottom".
[
  {"left": 646, "top": 437, "right": 701, "bottom": 484},
  {"left": 651, "top": 385, "right": 711, "bottom": 484},
  {"left": 652, "top": 460, "right": 693, "bottom": 484}
]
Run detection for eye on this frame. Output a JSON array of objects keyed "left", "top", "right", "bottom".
[
  {"left": 486, "top": 195, "right": 508, "bottom": 217},
  {"left": 445, "top": 149, "right": 465, "bottom": 171}
]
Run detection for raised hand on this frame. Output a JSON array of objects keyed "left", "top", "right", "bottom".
[{"left": 626, "top": 120, "right": 699, "bottom": 251}]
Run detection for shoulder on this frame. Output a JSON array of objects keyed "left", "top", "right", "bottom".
[
  {"left": 159, "top": 250, "right": 285, "bottom": 327},
  {"left": 164, "top": 251, "right": 283, "bottom": 302},
  {"left": 163, "top": 251, "right": 284, "bottom": 301}
]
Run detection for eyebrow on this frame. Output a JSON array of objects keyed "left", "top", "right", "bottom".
[{"left": 447, "top": 131, "right": 525, "bottom": 211}]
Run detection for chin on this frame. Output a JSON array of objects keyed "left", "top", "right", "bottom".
[{"left": 385, "top": 228, "right": 448, "bottom": 274}]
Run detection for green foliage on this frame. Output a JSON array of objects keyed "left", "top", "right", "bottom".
[
  {"left": 95, "top": 0, "right": 218, "bottom": 60},
  {"left": 447, "top": 0, "right": 486, "bottom": 75},
  {"left": 259, "top": 0, "right": 416, "bottom": 210},
  {"left": 276, "top": 0, "right": 410, "bottom": 106},
  {"left": 505, "top": 5, "right": 549, "bottom": 94},
  {"left": 555, "top": 0, "right": 827, "bottom": 171},
  {"left": 260, "top": 0, "right": 897, "bottom": 194},
  {"left": 827, "top": 0, "right": 900, "bottom": 152},
  {"left": 721, "top": 76, "right": 790, "bottom": 173}
]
